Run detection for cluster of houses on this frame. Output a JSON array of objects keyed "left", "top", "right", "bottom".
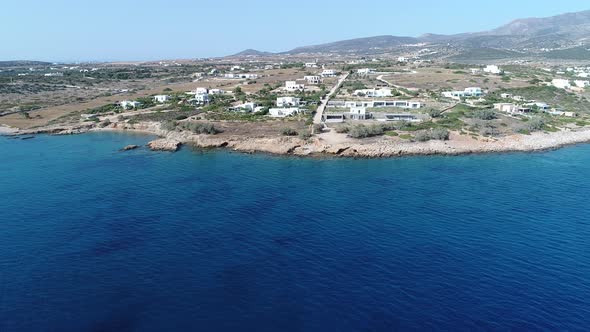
[
  {"left": 551, "top": 79, "right": 590, "bottom": 90},
  {"left": 223, "top": 73, "right": 259, "bottom": 80},
  {"left": 442, "top": 87, "right": 484, "bottom": 100},
  {"left": 565, "top": 66, "right": 590, "bottom": 78},
  {"left": 493, "top": 93, "right": 574, "bottom": 117}
]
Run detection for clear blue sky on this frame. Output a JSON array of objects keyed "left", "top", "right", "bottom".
[{"left": 1, "top": 0, "right": 588, "bottom": 62}]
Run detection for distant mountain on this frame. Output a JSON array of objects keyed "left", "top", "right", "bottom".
[
  {"left": 283, "top": 35, "right": 419, "bottom": 54},
  {"left": 228, "top": 9, "right": 590, "bottom": 61},
  {"left": 0, "top": 60, "right": 52, "bottom": 68},
  {"left": 231, "top": 49, "right": 273, "bottom": 57}
]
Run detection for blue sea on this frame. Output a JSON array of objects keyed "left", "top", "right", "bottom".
[{"left": 2, "top": 132, "right": 590, "bottom": 331}]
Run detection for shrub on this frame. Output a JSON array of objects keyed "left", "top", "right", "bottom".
[
  {"left": 281, "top": 128, "right": 298, "bottom": 136},
  {"left": 472, "top": 109, "right": 496, "bottom": 120},
  {"left": 348, "top": 124, "right": 384, "bottom": 139},
  {"left": 430, "top": 128, "right": 450, "bottom": 140},
  {"left": 334, "top": 126, "right": 350, "bottom": 133},
  {"left": 427, "top": 108, "right": 443, "bottom": 118},
  {"left": 526, "top": 116, "right": 545, "bottom": 132},
  {"left": 160, "top": 120, "right": 177, "bottom": 131},
  {"left": 299, "top": 130, "right": 312, "bottom": 140},
  {"left": 312, "top": 123, "right": 324, "bottom": 133},
  {"left": 179, "top": 122, "right": 219, "bottom": 134},
  {"left": 98, "top": 119, "right": 111, "bottom": 128},
  {"left": 414, "top": 131, "right": 431, "bottom": 142}
]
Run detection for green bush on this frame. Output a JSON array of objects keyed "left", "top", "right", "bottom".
[
  {"left": 526, "top": 117, "right": 545, "bottom": 132},
  {"left": 414, "top": 131, "right": 431, "bottom": 142},
  {"left": 281, "top": 128, "right": 298, "bottom": 136},
  {"left": 334, "top": 126, "right": 350, "bottom": 133},
  {"left": 160, "top": 120, "right": 177, "bottom": 131},
  {"left": 430, "top": 128, "right": 450, "bottom": 140},
  {"left": 348, "top": 124, "right": 384, "bottom": 138},
  {"left": 427, "top": 108, "right": 443, "bottom": 118},
  {"left": 179, "top": 122, "right": 219, "bottom": 134},
  {"left": 472, "top": 109, "right": 496, "bottom": 120},
  {"left": 299, "top": 130, "right": 312, "bottom": 140},
  {"left": 98, "top": 119, "right": 111, "bottom": 128}
]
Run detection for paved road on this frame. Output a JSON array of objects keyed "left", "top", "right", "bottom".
[{"left": 313, "top": 73, "right": 349, "bottom": 125}]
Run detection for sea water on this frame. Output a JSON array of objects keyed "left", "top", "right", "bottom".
[{"left": 1, "top": 132, "right": 590, "bottom": 331}]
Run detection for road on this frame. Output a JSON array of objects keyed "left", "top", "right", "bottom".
[{"left": 313, "top": 73, "right": 349, "bottom": 125}]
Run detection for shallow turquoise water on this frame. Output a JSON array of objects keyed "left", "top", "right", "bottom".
[{"left": 1, "top": 132, "right": 590, "bottom": 331}]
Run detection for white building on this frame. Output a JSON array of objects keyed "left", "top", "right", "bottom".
[
  {"left": 224, "top": 73, "right": 258, "bottom": 79},
  {"left": 574, "top": 80, "right": 590, "bottom": 88},
  {"left": 500, "top": 93, "right": 513, "bottom": 99},
  {"left": 552, "top": 79, "right": 571, "bottom": 89},
  {"left": 442, "top": 87, "right": 483, "bottom": 100},
  {"left": 285, "top": 81, "right": 305, "bottom": 92},
  {"left": 357, "top": 68, "right": 375, "bottom": 75},
  {"left": 321, "top": 69, "right": 337, "bottom": 77},
  {"left": 353, "top": 88, "right": 393, "bottom": 98},
  {"left": 153, "top": 95, "right": 170, "bottom": 103},
  {"left": 304, "top": 76, "right": 321, "bottom": 84},
  {"left": 349, "top": 107, "right": 368, "bottom": 120},
  {"left": 231, "top": 102, "right": 258, "bottom": 113},
  {"left": 483, "top": 65, "right": 503, "bottom": 75},
  {"left": 305, "top": 62, "right": 318, "bottom": 68},
  {"left": 335, "top": 100, "right": 422, "bottom": 109},
  {"left": 120, "top": 100, "right": 141, "bottom": 109},
  {"left": 397, "top": 57, "right": 408, "bottom": 63},
  {"left": 195, "top": 87, "right": 208, "bottom": 95},
  {"left": 209, "top": 89, "right": 225, "bottom": 95},
  {"left": 277, "top": 97, "right": 301, "bottom": 107},
  {"left": 494, "top": 103, "right": 532, "bottom": 115},
  {"left": 268, "top": 108, "right": 300, "bottom": 118},
  {"left": 192, "top": 93, "right": 210, "bottom": 104}
]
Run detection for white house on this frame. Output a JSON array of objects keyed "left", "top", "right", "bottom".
[
  {"left": 397, "top": 57, "right": 408, "bottom": 63},
  {"left": 464, "top": 87, "right": 483, "bottom": 96},
  {"left": 305, "top": 62, "right": 318, "bottom": 68},
  {"left": 277, "top": 97, "right": 301, "bottom": 107},
  {"left": 442, "top": 87, "right": 483, "bottom": 100},
  {"left": 209, "top": 89, "right": 225, "bottom": 95},
  {"left": 192, "top": 93, "right": 210, "bottom": 104},
  {"left": 494, "top": 103, "right": 532, "bottom": 115},
  {"left": 321, "top": 69, "right": 337, "bottom": 77},
  {"left": 224, "top": 73, "right": 258, "bottom": 79},
  {"left": 231, "top": 102, "right": 258, "bottom": 113},
  {"left": 357, "top": 68, "right": 375, "bottom": 75},
  {"left": 500, "top": 93, "right": 513, "bottom": 99},
  {"left": 349, "top": 107, "right": 368, "bottom": 120},
  {"left": 353, "top": 88, "right": 392, "bottom": 98},
  {"left": 285, "top": 81, "right": 305, "bottom": 92},
  {"left": 195, "top": 87, "right": 208, "bottom": 95},
  {"left": 153, "top": 95, "right": 170, "bottom": 103},
  {"left": 483, "top": 65, "right": 503, "bottom": 75},
  {"left": 526, "top": 102, "right": 550, "bottom": 110},
  {"left": 574, "top": 80, "right": 590, "bottom": 88},
  {"left": 269, "top": 108, "right": 300, "bottom": 118},
  {"left": 120, "top": 100, "right": 141, "bottom": 109},
  {"left": 304, "top": 76, "right": 321, "bottom": 84},
  {"left": 552, "top": 79, "right": 571, "bottom": 89}
]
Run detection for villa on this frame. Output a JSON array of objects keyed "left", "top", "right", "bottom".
[
  {"left": 120, "top": 100, "right": 141, "bottom": 109},
  {"left": 269, "top": 108, "right": 301, "bottom": 118},
  {"left": 285, "top": 81, "right": 305, "bottom": 92},
  {"left": 321, "top": 69, "right": 337, "bottom": 77},
  {"left": 483, "top": 65, "right": 502, "bottom": 75},
  {"left": 442, "top": 87, "right": 483, "bottom": 99},
  {"left": 552, "top": 79, "right": 571, "bottom": 89},
  {"left": 276, "top": 97, "right": 301, "bottom": 107},
  {"left": 353, "top": 88, "right": 392, "bottom": 98},
  {"left": 153, "top": 95, "right": 170, "bottom": 103},
  {"left": 304, "top": 76, "right": 321, "bottom": 84}
]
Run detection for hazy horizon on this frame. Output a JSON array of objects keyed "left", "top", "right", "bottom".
[{"left": 1, "top": 0, "right": 588, "bottom": 63}]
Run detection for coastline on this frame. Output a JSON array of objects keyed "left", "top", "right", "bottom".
[{"left": 4, "top": 122, "right": 590, "bottom": 158}]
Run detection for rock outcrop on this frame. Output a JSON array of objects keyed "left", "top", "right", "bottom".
[
  {"left": 147, "top": 139, "right": 181, "bottom": 151},
  {"left": 120, "top": 145, "right": 139, "bottom": 151}
]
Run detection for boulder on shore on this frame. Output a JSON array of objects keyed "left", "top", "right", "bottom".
[
  {"left": 120, "top": 144, "right": 139, "bottom": 151},
  {"left": 147, "top": 139, "right": 181, "bottom": 151}
]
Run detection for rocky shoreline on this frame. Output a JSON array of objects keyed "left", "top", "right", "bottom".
[{"left": 4, "top": 121, "right": 590, "bottom": 158}]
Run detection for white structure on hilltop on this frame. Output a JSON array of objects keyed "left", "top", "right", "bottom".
[
  {"left": 353, "top": 88, "right": 393, "bottom": 98},
  {"left": 494, "top": 103, "right": 531, "bottom": 115},
  {"left": 268, "top": 108, "right": 301, "bottom": 118},
  {"left": 574, "top": 80, "right": 590, "bottom": 88},
  {"left": 483, "top": 65, "right": 503, "bottom": 75},
  {"left": 305, "top": 62, "right": 318, "bottom": 68},
  {"left": 304, "top": 76, "right": 321, "bottom": 84},
  {"left": 321, "top": 69, "right": 337, "bottom": 77},
  {"left": 397, "top": 57, "right": 408, "bottom": 63},
  {"left": 153, "top": 95, "right": 170, "bottom": 103},
  {"left": 276, "top": 97, "right": 301, "bottom": 107},
  {"left": 285, "top": 81, "right": 305, "bottom": 92},
  {"left": 230, "top": 102, "right": 263, "bottom": 113},
  {"left": 120, "top": 100, "right": 141, "bottom": 109},
  {"left": 552, "top": 79, "right": 571, "bottom": 89}
]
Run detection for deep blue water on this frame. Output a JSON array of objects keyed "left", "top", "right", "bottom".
[{"left": 2, "top": 132, "right": 590, "bottom": 331}]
